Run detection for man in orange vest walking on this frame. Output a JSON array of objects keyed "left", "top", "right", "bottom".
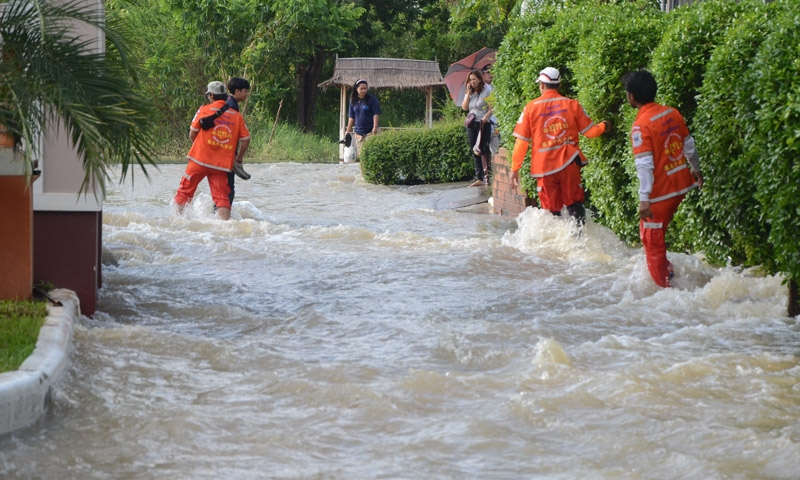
[
  {"left": 622, "top": 69, "right": 704, "bottom": 287},
  {"left": 174, "top": 81, "right": 250, "bottom": 221},
  {"left": 510, "top": 67, "right": 610, "bottom": 225}
]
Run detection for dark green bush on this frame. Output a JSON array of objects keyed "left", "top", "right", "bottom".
[
  {"left": 648, "top": 0, "right": 753, "bottom": 252},
  {"left": 650, "top": 0, "right": 750, "bottom": 125},
  {"left": 360, "top": 121, "right": 474, "bottom": 185},
  {"left": 493, "top": 5, "right": 569, "bottom": 141},
  {"left": 747, "top": 0, "right": 800, "bottom": 282},
  {"left": 688, "top": 5, "right": 773, "bottom": 268},
  {"left": 573, "top": 1, "right": 665, "bottom": 244},
  {"left": 492, "top": 4, "right": 581, "bottom": 202}
]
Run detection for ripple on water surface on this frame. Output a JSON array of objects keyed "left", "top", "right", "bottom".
[{"left": 2, "top": 163, "right": 799, "bottom": 479}]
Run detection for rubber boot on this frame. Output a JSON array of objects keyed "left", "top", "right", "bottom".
[{"left": 566, "top": 202, "right": 585, "bottom": 227}]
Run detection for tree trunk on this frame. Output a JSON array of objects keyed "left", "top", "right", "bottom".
[
  {"left": 789, "top": 279, "right": 799, "bottom": 318},
  {"left": 295, "top": 51, "right": 325, "bottom": 133}
]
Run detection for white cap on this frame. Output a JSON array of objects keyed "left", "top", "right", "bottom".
[
  {"left": 205, "top": 81, "right": 227, "bottom": 95},
  {"left": 536, "top": 67, "right": 561, "bottom": 85}
]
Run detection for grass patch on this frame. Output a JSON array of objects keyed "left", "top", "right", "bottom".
[
  {"left": 154, "top": 121, "right": 339, "bottom": 164},
  {"left": 251, "top": 122, "right": 338, "bottom": 164},
  {"left": 0, "top": 300, "right": 47, "bottom": 373}
]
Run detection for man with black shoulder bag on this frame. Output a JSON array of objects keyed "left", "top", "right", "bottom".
[{"left": 173, "top": 80, "right": 251, "bottom": 220}]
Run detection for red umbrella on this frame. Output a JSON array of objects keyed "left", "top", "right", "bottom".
[{"left": 444, "top": 47, "right": 498, "bottom": 106}]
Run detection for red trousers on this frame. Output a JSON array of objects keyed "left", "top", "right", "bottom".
[
  {"left": 639, "top": 195, "right": 684, "bottom": 287},
  {"left": 174, "top": 161, "right": 232, "bottom": 209},
  {"left": 536, "top": 162, "right": 584, "bottom": 214}
]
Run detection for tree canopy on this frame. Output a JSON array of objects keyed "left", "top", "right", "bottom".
[{"left": 106, "top": 0, "right": 509, "bottom": 139}]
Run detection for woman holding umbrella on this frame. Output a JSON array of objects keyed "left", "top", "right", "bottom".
[{"left": 461, "top": 69, "right": 493, "bottom": 187}]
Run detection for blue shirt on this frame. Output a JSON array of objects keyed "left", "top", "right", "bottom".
[
  {"left": 348, "top": 94, "right": 381, "bottom": 135},
  {"left": 225, "top": 96, "right": 240, "bottom": 112}
]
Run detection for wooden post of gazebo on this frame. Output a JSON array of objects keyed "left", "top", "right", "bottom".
[
  {"left": 339, "top": 84, "right": 347, "bottom": 158},
  {"left": 425, "top": 86, "right": 433, "bottom": 128}
]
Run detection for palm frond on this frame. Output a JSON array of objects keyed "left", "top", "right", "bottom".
[{"left": 0, "top": 0, "right": 156, "bottom": 194}]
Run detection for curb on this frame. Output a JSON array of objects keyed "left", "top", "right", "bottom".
[{"left": 0, "top": 289, "right": 78, "bottom": 437}]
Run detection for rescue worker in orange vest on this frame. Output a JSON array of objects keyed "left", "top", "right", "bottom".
[
  {"left": 510, "top": 67, "right": 610, "bottom": 225},
  {"left": 174, "top": 81, "right": 251, "bottom": 221},
  {"left": 622, "top": 69, "right": 704, "bottom": 287}
]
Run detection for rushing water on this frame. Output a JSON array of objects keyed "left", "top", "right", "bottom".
[{"left": 2, "top": 163, "right": 799, "bottom": 479}]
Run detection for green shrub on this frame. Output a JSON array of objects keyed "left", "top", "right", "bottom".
[
  {"left": 747, "top": 0, "right": 800, "bottom": 282},
  {"left": 689, "top": 5, "right": 773, "bottom": 268},
  {"left": 493, "top": 4, "right": 565, "bottom": 143},
  {"left": 361, "top": 121, "right": 474, "bottom": 185},
  {"left": 648, "top": 0, "right": 753, "bottom": 252},
  {"left": 650, "top": 0, "right": 751, "bottom": 124},
  {"left": 572, "top": 1, "right": 664, "bottom": 244}
]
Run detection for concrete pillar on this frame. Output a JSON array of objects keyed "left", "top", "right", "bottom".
[{"left": 0, "top": 147, "right": 34, "bottom": 300}]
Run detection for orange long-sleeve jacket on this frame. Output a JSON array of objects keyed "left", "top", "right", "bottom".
[
  {"left": 631, "top": 102, "right": 697, "bottom": 203},
  {"left": 511, "top": 89, "right": 605, "bottom": 177}
]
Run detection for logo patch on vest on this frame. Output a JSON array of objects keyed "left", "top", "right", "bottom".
[{"left": 631, "top": 130, "right": 643, "bottom": 148}]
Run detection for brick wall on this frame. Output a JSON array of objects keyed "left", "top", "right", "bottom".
[{"left": 491, "top": 148, "right": 533, "bottom": 216}]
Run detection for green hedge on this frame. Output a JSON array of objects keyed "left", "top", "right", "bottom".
[
  {"left": 748, "top": 1, "right": 800, "bottom": 283},
  {"left": 489, "top": 0, "right": 800, "bottom": 288},
  {"left": 573, "top": 1, "right": 665, "bottom": 244},
  {"left": 360, "top": 121, "right": 475, "bottom": 185},
  {"left": 361, "top": 0, "right": 800, "bottom": 290},
  {"left": 680, "top": 1, "right": 772, "bottom": 267},
  {"left": 650, "top": 0, "right": 754, "bottom": 253}
]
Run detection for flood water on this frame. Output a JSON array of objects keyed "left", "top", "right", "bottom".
[{"left": 2, "top": 163, "right": 799, "bottom": 479}]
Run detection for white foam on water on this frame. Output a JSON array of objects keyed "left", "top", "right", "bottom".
[{"left": 5, "top": 163, "right": 799, "bottom": 479}]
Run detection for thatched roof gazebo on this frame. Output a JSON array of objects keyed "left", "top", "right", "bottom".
[{"left": 318, "top": 57, "right": 445, "bottom": 138}]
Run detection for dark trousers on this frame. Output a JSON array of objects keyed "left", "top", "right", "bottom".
[
  {"left": 227, "top": 171, "right": 236, "bottom": 204},
  {"left": 466, "top": 121, "right": 492, "bottom": 180}
]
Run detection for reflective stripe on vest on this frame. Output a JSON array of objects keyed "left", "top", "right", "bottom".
[
  {"left": 579, "top": 123, "right": 595, "bottom": 135},
  {"left": 530, "top": 152, "right": 580, "bottom": 178},
  {"left": 649, "top": 183, "right": 696, "bottom": 203},
  {"left": 666, "top": 163, "right": 688, "bottom": 176},
  {"left": 642, "top": 221, "right": 663, "bottom": 229},
  {"left": 187, "top": 157, "right": 230, "bottom": 172},
  {"left": 649, "top": 108, "right": 674, "bottom": 122}
]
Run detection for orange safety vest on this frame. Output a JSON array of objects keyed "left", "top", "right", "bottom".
[
  {"left": 187, "top": 100, "right": 250, "bottom": 172},
  {"left": 631, "top": 103, "right": 697, "bottom": 203},
  {"left": 512, "top": 89, "right": 600, "bottom": 177}
]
